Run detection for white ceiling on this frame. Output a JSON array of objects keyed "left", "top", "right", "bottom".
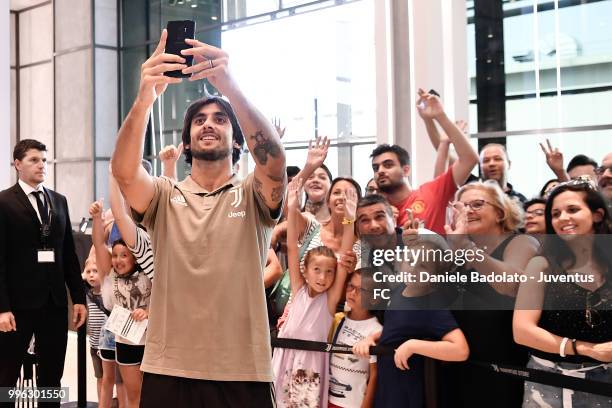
[{"left": 10, "top": 0, "right": 49, "bottom": 12}]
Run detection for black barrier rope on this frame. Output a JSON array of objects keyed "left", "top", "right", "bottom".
[{"left": 271, "top": 338, "right": 612, "bottom": 398}]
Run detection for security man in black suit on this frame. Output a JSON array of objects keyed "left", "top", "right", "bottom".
[{"left": 0, "top": 139, "right": 87, "bottom": 407}]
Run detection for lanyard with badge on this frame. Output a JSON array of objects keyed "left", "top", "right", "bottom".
[{"left": 37, "top": 192, "right": 55, "bottom": 264}]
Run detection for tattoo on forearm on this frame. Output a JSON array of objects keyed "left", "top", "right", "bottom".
[
  {"left": 251, "top": 130, "right": 281, "bottom": 166},
  {"left": 254, "top": 175, "right": 265, "bottom": 202}
]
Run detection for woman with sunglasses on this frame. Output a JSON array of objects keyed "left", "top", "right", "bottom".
[
  {"left": 513, "top": 179, "right": 612, "bottom": 407},
  {"left": 440, "top": 180, "right": 539, "bottom": 408}
]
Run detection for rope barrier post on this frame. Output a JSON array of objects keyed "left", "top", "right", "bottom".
[
  {"left": 78, "top": 323, "right": 86, "bottom": 406},
  {"left": 63, "top": 324, "right": 97, "bottom": 407}
]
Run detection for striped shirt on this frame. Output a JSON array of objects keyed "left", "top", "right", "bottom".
[
  {"left": 86, "top": 291, "right": 108, "bottom": 349},
  {"left": 127, "top": 226, "right": 155, "bottom": 280}
]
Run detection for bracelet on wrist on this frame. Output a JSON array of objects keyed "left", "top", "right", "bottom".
[
  {"left": 571, "top": 339, "right": 579, "bottom": 356},
  {"left": 342, "top": 218, "right": 355, "bottom": 225}
]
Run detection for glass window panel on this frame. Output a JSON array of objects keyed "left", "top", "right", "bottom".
[
  {"left": 222, "top": 0, "right": 375, "bottom": 143},
  {"left": 467, "top": 23, "right": 476, "bottom": 99},
  {"left": 95, "top": 160, "right": 110, "bottom": 201},
  {"left": 95, "top": 0, "right": 118, "bottom": 47},
  {"left": 121, "top": 46, "right": 148, "bottom": 119},
  {"left": 503, "top": 6, "right": 537, "bottom": 98},
  {"left": 351, "top": 143, "right": 375, "bottom": 190},
  {"left": 223, "top": 0, "right": 277, "bottom": 21},
  {"left": 122, "top": 0, "right": 148, "bottom": 47},
  {"left": 95, "top": 49, "right": 119, "bottom": 157},
  {"left": 506, "top": 128, "right": 611, "bottom": 199}
]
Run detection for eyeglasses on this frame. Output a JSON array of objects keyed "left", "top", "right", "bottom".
[
  {"left": 525, "top": 209, "right": 545, "bottom": 217},
  {"left": 595, "top": 165, "right": 612, "bottom": 176},
  {"left": 346, "top": 283, "right": 367, "bottom": 293},
  {"left": 457, "top": 199, "right": 498, "bottom": 212},
  {"left": 365, "top": 187, "right": 379, "bottom": 195}
]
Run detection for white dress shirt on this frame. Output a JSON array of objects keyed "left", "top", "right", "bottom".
[{"left": 18, "top": 179, "right": 48, "bottom": 224}]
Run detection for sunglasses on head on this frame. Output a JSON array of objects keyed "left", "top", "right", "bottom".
[{"left": 549, "top": 175, "right": 598, "bottom": 195}]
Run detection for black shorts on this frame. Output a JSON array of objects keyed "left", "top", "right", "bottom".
[
  {"left": 115, "top": 342, "right": 145, "bottom": 366},
  {"left": 139, "top": 372, "right": 275, "bottom": 408}
]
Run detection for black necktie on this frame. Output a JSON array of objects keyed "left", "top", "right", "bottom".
[{"left": 34, "top": 191, "right": 49, "bottom": 225}]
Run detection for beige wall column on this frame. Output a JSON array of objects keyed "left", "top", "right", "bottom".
[{"left": 1, "top": 3, "right": 10, "bottom": 187}]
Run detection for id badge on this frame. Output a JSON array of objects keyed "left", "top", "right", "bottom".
[{"left": 37, "top": 249, "right": 55, "bottom": 263}]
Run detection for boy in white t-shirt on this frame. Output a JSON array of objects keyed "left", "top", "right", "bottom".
[{"left": 329, "top": 269, "right": 382, "bottom": 408}]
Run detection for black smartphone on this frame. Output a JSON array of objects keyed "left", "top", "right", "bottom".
[
  {"left": 164, "top": 20, "right": 196, "bottom": 78},
  {"left": 428, "top": 89, "right": 440, "bottom": 97}
]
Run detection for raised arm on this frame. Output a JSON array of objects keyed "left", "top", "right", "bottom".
[
  {"left": 108, "top": 169, "right": 137, "bottom": 249},
  {"left": 433, "top": 136, "right": 451, "bottom": 178},
  {"left": 89, "top": 200, "right": 112, "bottom": 278},
  {"left": 292, "top": 136, "right": 330, "bottom": 235},
  {"left": 112, "top": 30, "right": 184, "bottom": 214},
  {"left": 539, "top": 139, "right": 570, "bottom": 182},
  {"left": 327, "top": 188, "right": 358, "bottom": 314},
  {"left": 287, "top": 179, "right": 306, "bottom": 297},
  {"left": 181, "top": 39, "right": 286, "bottom": 210},
  {"left": 417, "top": 89, "right": 478, "bottom": 185},
  {"left": 159, "top": 142, "right": 183, "bottom": 181}
]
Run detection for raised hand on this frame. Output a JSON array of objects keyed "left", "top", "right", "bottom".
[
  {"left": 402, "top": 209, "right": 421, "bottom": 245},
  {"left": 159, "top": 142, "right": 184, "bottom": 164},
  {"left": 89, "top": 199, "right": 104, "bottom": 220},
  {"left": 455, "top": 120, "right": 468, "bottom": 135},
  {"left": 180, "top": 39, "right": 236, "bottom": 95},
  {"left": 539, "top": 138, "right": 565, "bottom": 175},
  {"left": 287, "top": 178, "right": 303, "bottom": 211},
  {"left": 305, "top": 136, "right": 330, "bottom": 170},
  {"left": 344, "top": 186, "right": 358, "bottom": 222},
  {"left": 416, "top": 88, "right": 445, "bottom": 120},
  {"left": 338, "top": 250, "right": 358, "bottom": 274},
  {"left": 272, "top": 117, "right": 286, "bottom": 139},
  {"left": 443, "top": 202, "right": 468, "bottom": 236},
  {"left": 137, "top": 29, "right": 185, "bottom": 107}
]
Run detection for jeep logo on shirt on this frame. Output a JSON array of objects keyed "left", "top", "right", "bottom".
[{"left": 228, "top": 210, "right": 246, "bottom": 218}]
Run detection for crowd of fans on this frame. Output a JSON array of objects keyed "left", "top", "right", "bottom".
[
  {"left": 80, "top": 87, "right": 612, "bottom": 408},
  {"left": 3, "top": 31, "right": 610, "bottom": 408}
]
